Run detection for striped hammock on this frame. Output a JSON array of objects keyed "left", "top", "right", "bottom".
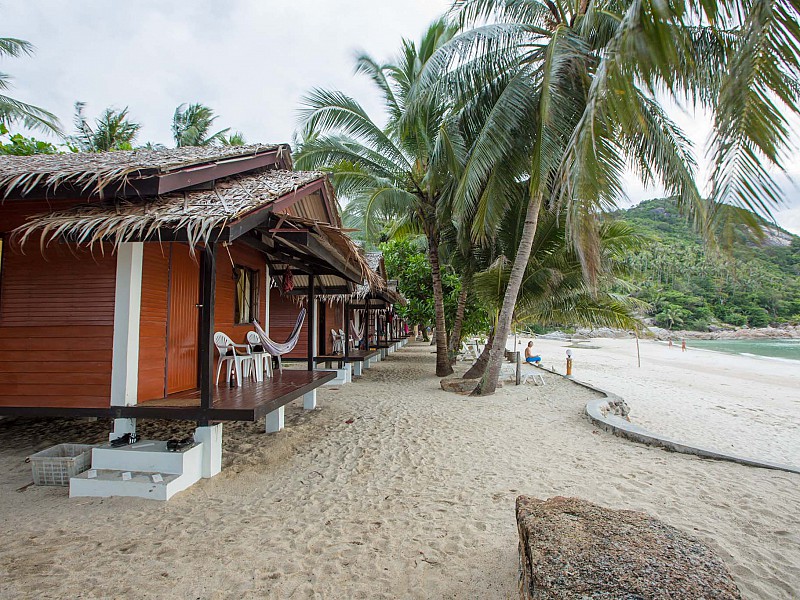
[
  {"left": 349, "top": 319, "right": 365, "bottom": 343},
  {"left": 253, "top": 308, "right": 306, "bottom": 356}
]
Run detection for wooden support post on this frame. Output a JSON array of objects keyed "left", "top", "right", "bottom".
[
  {"left": 344, "top": 303, "right": 350, "bottom": 359},
  {"left": 307, "top": 274, "right": 316, "bottom": 371},
  {"left": 199, "top": 242, "right": 218, "bottom": 416}
]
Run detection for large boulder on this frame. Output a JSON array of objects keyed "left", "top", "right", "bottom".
[{"left": 516, "top": 496, "right": 742, "bottom": 600}]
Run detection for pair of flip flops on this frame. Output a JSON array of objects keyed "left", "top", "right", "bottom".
[
  {"left": 110, "top": 432, "right": 139, "bottom": 447},
  {"left": 166, "top": 437, "right": 193, "bottom": 452}
]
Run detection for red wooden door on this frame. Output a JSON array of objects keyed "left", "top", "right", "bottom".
[{"left": 166, "top": 244, "right": 200, "bottom": 394}]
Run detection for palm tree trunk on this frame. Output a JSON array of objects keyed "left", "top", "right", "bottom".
[
  {"left": 428, "top": 230, "right": 453, "bottom": 377},
  {"left": 447, "top": 281, "right": 469, "bottom": 357},
  {"left": 463, "top": 330, "right": 493, "bottom": 379},
  {"left": 475, "top": 194, "right": 543, "bottom": 395}
]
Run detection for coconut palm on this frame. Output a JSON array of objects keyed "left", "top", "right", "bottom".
[
  {"left": 70, "top": 102, "right": 141, "bottom": 152},
  {"left": 220, "top": 131, "right": 246, "bottom": 146},
  {"left": 429, "top": 0, "right": 800, "bottom": 394},
  {"left": 294, "top": 19, "right": 463, "bottom": 376},
  {"left": 172, "top": 103, "right": 229, "bottom": 147},
  {"left": 463, "top": 180, "right": 646, "bottom": 378},
  {"left": 0, "top": 37, "right": 61, "bottom": 134}
]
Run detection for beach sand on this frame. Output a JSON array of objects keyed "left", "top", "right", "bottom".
[
  {"left": 523, "top": 336, "right": 800, "bottom": 468},
  {"left": 0, "top": 342, "right": 798, "bottom": 599}
]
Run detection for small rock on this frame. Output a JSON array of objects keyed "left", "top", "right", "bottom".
[{"left": 440, "top": 377, "right": 480, "bottom": 394}]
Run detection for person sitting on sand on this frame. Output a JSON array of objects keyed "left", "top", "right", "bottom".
[{"left": 524, "top": 341, "right": 541, "bottom": 365}]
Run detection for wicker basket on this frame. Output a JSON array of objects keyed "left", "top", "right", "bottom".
[{"left": 30, "top": 444, "right": 94, "bottom": 486}]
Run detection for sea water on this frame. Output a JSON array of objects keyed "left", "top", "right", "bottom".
[{"left": 687, "top": 338, "right": 800, "bottom": 362}]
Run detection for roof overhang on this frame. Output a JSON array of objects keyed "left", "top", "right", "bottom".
[{"left": 0, "top": 144, "right": 292, "bottom": 200}]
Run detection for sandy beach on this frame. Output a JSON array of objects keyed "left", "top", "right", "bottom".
[
  {"left": 0, "top": 342, "right": 798, "bottom": 599},
  {"left": 522, "top": 336, "right": 800, "bottom": 469}
]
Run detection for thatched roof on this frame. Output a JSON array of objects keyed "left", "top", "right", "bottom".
[
  {"left": 12, "top": 168, "right": 382, "bottom": 290},
  {"left": 13, "top": 169, "right": 324, "bottom": 249},
  {"left": 269, "top": 215, "right": 384, "bottom": 292},
  {"left": 0, "top": 144, "right": 287, "bottom": 198}
]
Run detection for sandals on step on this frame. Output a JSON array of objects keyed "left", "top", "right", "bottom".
[
  {"left": 110, "top": 432, "right": 139, "bottom": 447},
  {"left": 166, "top": 437, "right": 194, "bottom": 452}
]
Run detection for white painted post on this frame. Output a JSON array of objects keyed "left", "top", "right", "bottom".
[
  {"left": 353, "top": 361, "right": 363, "bottom": 376},
  {"left": 263, "top": 262, "right": 270, "bottom": 336},
  {"left": 312, "top": 299, "right": 319, "bottom": 357},
  {"left": 109, "top": 418, "right": 136, "bottom": 441},
  {"left": 194, "top": 423, "right": 223, "bottom": 478},
  {"left": 266, "top": 407, "right": 284, "bottom": 433},
  {"left": 109, "top": 242, "right": 144, "bottom": 441},
  {"left": 303, "top": 389, "right": 317, "bottom": 410}
]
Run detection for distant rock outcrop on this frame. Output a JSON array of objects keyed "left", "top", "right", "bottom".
[{"left": 516, "top": 496, "right": 742, "bottom": 600}]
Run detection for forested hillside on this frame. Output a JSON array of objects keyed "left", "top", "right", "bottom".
[{"left": 615, "top": 199, "right": 800, "bottom": 330}]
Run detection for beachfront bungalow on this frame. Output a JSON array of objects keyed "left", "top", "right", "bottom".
[{"left": 0, "top": 145, "right": 381, "bottom": 498}]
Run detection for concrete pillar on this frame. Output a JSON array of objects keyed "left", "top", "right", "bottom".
[
  {"left": 109, "top": 243, "right": 143, "bottom": 441},
  {"left": 110, "top": 242, "right": 143, "bottom": 408},
  {"left": 353, "top": 361, "right": 363, "bottom": 376},
  {"left": 266, "top": 407, "right": 284, "bottom": 433},
  {"left": 194, "top": 423, "right": 222, "bottom": 478},
  {"left": 303, "top": 389, "right": 317, "bottom": 410},
  {"left": 109, "top": 418, "right": 136, "bottom": 441}
]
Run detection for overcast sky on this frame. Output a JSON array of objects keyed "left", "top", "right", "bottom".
[{"left": 3, "top": 0, "right": 799, "bottom": 234}]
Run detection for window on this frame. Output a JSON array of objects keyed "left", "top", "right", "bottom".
[{"left": 234, "top": 265, "right": 259, "bottom": 324}]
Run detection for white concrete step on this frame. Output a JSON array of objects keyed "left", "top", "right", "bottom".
[
  {"left": 70, "top": 439, "right": 204, "bottom": 501},
  {"left": 70, "top": 469, "right": 190, "bottom": 501},
  {"left": 314, "top": 365, "right": 352, "bottom": 386},
  {"left": 91, "top": 440, "right": 201, "bottom": 474}
]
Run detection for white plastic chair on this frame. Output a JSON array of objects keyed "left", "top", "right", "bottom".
[
  {"left": 458, "top": 341, "right": 479, "bottom": 361},
  {"left": 339, "top": 328, "right": 353, "bottom": 351},
  {"left": 246, "top": 330, "right": 273, "bottom": 380},
  {"left": 331, "top": 329, "right": 343, "bottom": 354},
  {"left": 214, "top": 332, "right": 254, "bottom": 386}
]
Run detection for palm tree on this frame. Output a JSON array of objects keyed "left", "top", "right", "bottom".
[
  {"left": 0, "top": 37, "right": 61, "bottom": 134},
  {"left": 172, "top": 103, "right": 230, "bottom": 147},
  {"left": 464, "top": 184, "right": 646, "bottom": 379},
  {"left": 220, "top": 131, "right": 246, "bottom": 146},
  {"left": 431, "top": 0, "right": 800, "bottom": 394},
  {"left": 294, "top": 19, "right": 463, "bottom": 377},
  {"left": 70, "top": 102, "right": 141, "bottom": 152}
]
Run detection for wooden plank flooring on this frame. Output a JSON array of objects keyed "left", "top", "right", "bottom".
[{"left": 132, "top": 370, "right": 336, "bottom": 421}]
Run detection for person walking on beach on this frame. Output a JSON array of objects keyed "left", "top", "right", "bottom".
[
  {"left": 681, "top": 339, "right": 687, "bottom": 352},
  {"left": 524, "top": 341, "right": 541, "bottom": 365}
]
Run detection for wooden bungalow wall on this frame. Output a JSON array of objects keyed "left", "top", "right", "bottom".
[
  {"left": 0, "top": 200, "right": 116, "bottom": 408},
  {"left": 268, "top": 289, "right": 310, "bottom": 360},
  {"left": 137, "top": 242, "right": 268, "bottom": 402}
]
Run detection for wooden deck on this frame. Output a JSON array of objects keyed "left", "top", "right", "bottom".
[
  {"left": 313, "top": 349, "right": 381, "bottom": 367},
  {"left": 127, "top": 370, "right": 336, "bottom": 421},
  {"left": 0, "top": 370, "right": 336, "bottom": 421}
]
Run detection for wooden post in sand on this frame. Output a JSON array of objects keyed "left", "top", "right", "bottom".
[{"left": 635, "top": 332, "right": 641, "bottom": 368}]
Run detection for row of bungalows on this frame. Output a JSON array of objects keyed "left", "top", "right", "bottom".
[{"left": 0, "top": 144, "right": 408, "bottom": 499}]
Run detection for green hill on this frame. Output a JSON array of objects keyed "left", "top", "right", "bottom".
[{"left": 614, "top": 199, "right": 800, "bottom": 330}]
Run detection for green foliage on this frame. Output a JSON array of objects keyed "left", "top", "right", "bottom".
[
  {"left": 69, "top": 102, "right": 141, "bottom": 152},
  {"left": 616, "top": 198, "right": 800, "bottom": 329},
  {"left": 381, "top": 238, "right": 489, "bottom": 336},
  {"left": 0, "top": 36, "right": 61, "bottom": 134},
  {"left": 172, "top": 103, "right": 230, "bottom": 147},
  {"left": 0, "top": 124, "right": 59, "bottom": 155}
]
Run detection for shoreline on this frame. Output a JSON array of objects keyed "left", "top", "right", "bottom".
[
  {"left": 539, "top": 324, "right": 800, "bottom": 341},
  {"left": 521, "top": 336, "right": 800, "bottom": 470}
]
